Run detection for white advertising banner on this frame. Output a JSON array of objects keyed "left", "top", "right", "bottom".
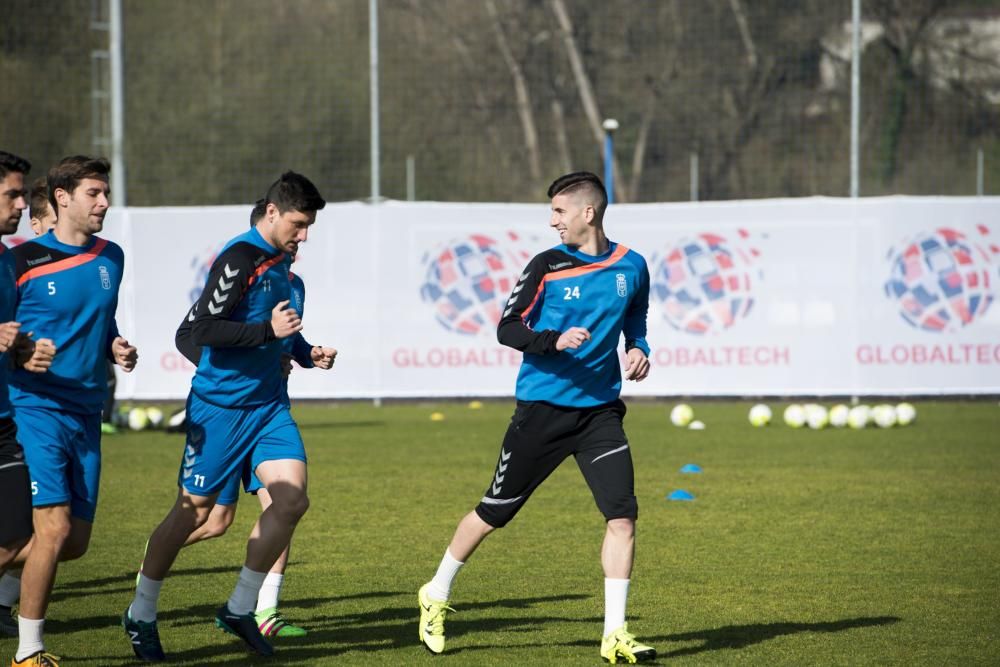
[{"left": 10, "top": 196, "right": 1000, "bottom": 398}]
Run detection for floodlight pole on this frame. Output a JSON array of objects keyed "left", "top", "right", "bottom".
[
  {"left": 369, "top": 0, "right": 381, "bottom": 203},
  {"left": 602, "top": 118, "right": 618, "bottom": 204},
  {"left": 850, "top": 0, "right": 861, "bottom": 198},
  {"left": 110, "top": 0, "right": 126, "bottom": 205}
]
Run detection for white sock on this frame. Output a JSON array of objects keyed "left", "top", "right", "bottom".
[
  {"left": 255, "top": 573, "right": 284, "bottom": 613},
  {"left": 0, "top": 571, "right": 21, "bottom": 607},
  {"left": 15, "top": 616, "right": 44, "bottom": 662},
  {"left": 130, "top": 574, "right": 164, "bottom": 623},
  {"left": 228, "top": 567, "right": 267, "bottom": 616},
  {"left": 426, "top": 549, "right": 464, "bottom": 601},
  {"left": 604, "top": 578, "right": 630, "bottom": 637}
]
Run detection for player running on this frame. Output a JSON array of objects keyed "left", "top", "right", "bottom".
[
  {"left": 170, "top": 199, "right": 332, "bottom": 639},
  {"left": 123, "top": 172, "right": 334, "bottom": 662},
  {"left": 8, "top": 155, "right": 137, "bottom": 667},
  {"left": 417, "top": 171, "right": 656, "bottom": 664}
]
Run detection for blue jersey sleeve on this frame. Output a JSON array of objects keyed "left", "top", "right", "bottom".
[
  {"left": 283, "top": 274, "right": 313, "bottom": 367},
  {"left": 623, "top": 255, "right": 650, "bottom": 357}
]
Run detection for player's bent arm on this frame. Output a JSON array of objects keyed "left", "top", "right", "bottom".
[
  {"left": 174, "top": 315, "right": 202, "bottom": 365},
  {"left": 496, "top": 255, "right": 561, "bottom": 355},
  {"left": 191, "top": 317, "right": 274, "bottom": 348},
  {"left": 188, "top": 249, "right": 276, "bottom": 348},
  {"left": 623, "top": 259, "right": 651, "bottom": 357}
]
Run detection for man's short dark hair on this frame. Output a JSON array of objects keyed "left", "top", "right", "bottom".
[
  {"left": 265, "top": 171, "right": 326, "bottom": 214},
  {"left": 47, "top": 155, "right": 110, "bottom": 211},
  {"left": 249, "top": 198, "right": 267, "bottom": 227},
  {"left": 547, "top": 171, "right": 608, "bottom": 219},
  {"left": 0, "top": 151, "right": 31, "bottom": 179},
  {"left": 29, "top": 178, "right": 51, "bottom": 219}
]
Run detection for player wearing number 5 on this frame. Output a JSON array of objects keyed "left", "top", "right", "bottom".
[{"left": 8, "top": 155, "right": 137, "bottom": 667}]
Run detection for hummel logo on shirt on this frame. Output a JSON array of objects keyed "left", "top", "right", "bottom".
[{"left": 26, "top": 255, "right": 52, "bottom": 267}]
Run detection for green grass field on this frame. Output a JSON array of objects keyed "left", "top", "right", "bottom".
[{"left": 10, "top": 400, "right": 1000, "bottom": 666}]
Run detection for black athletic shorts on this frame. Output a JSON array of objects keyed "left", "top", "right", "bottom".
[
  {"left": 0, "top": 417, "right": 33, "bottom": 547},
  {"left": 475, "top": 399, "right": 637, "bottom": 528}
]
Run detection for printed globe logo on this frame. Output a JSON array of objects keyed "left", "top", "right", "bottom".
[
  {"left": 649, "top": 230, "right": 762, "bottom": 335},
  {"left": 883, "top": 225, "right": 1000, "bottom": 332},
  {"left": 420, "top": 232, "right": 532, "bottom": 337},
  {"left": 189, "top": 246, "right": 222, "bottom": 304}
]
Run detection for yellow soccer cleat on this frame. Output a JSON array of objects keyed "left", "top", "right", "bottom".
[
  {"left": 11, "top": 652, "right": 60, "bottom": 667},
  {"left": 417, "top": 583, "right": 454, "bottom": 654},
  {"left": 600, "top": 624, "right": 656, "bottom": 664}
]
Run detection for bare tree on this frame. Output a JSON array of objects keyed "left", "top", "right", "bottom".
[
  {"left": 868, "top": 0, "right": 949, "bottom": 185},
  {"left": 486, "top": 0, "right": 542, "bottom": 182}
]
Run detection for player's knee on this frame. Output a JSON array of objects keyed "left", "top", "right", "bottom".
[
  {"left": 34, "top": 516, "right": 72, "bottom": 548},
  {"left": 606, "top": 517, "right": 635, "bottom": 541},
  {"left": 273, "top": 491, "right": 309, "bottom": 523}
]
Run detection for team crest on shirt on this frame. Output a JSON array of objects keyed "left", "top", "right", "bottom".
[
  {"left": 98, "top": 265, "right": 111, "bottom": 290},
  {"left": 616, "top": 273, "right": 627, "bottom": 297}
]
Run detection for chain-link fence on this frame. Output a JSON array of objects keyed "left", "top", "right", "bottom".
[{"left": 2, "top": 0, "right": 998, "bottom": 206}]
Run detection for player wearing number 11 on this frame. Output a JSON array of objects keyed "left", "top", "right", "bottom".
[{"left": 124, "top": 171, "right": 330, "bottom": 662}]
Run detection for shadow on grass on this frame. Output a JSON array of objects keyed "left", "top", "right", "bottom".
[
  {"left": 652, "top": 616, "right": 902, "bottom": 658},
  {"left": 54, "top": 565, "right": 241, "bottom": 594},
  {"left": 82, "top": 593, "right": 593, "bottom": 664}
]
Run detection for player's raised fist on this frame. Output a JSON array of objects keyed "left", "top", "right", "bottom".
[
  {"left": 624, "top": 347, "right": 650, "bottom": 382},
  {"left": 311, "top": 346, "right": 337, "bottom": 370},
  {"left": 113, "top": 336, "right": 139, "bottom": 372},
  {"left": 556, "top": 326, "right": 591, "bottom": 351},
  {"left": 16, "top": 333, "right": 56, "bottom": 373},
  {"left": 270, "top": 299, "right": 302, "bottom": 339},
  {"left": 0, "top": 321, "right": 21, "bottom": 353}
]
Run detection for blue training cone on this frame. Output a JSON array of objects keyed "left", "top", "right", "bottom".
[
  {"left": 667, "top": 489, "right": 695, "bottom": 501},
  {"left": 679, "top": 464, "right": 702, "bottom": 473}
]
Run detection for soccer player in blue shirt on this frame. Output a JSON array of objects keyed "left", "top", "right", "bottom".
[
  {"left": 0, "top": 151, "right": 34, "bottom": 580},
  {"left": 172, "top": 199, "right": 331, "bottom": 639},
  {"left": 417, "top": 172, "right": 656, "bottom": 663},
  {"left": 8, "top": 155, "right": 138, "bottom": 667},
  {"left": 124, "top": 172, "right": 335, "bottom": 661}
]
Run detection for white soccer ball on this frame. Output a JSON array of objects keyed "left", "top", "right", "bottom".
[
  {"left": 783, "top": 404, "right": 806, "bottom": 428},
  {"left": 895, "top": 402, "right": 916, "bottom": 426},
  {"left": 806, "top": 404, "right": 829, "bottom": 430},
  {"left": 872, "top": 404, "right": 897, "bottom": 428},
  {"left": 146, "top": 407, "right": 164, "bottom": 429},
  {"left": 670, "top": 404, "right": 694, "bottom": 427},
  {"left": 748, "top": 404, "right": 772, "bottom": 427},
  {"left": 127, "top": 407, "right": 150, "bottom": 431},
  {"left": 828, "top": 404, "right": 850, "bottom": 428},
  {"left": 847, "top": 405, "right": 870, "bottom": 429}
]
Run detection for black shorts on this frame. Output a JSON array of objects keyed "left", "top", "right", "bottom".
[
  {"left": 475, "top": 399, "right": 637, "bottom": 528},
  {"left": 0, "top": 417, "right": 33, "bottom": 548}
]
